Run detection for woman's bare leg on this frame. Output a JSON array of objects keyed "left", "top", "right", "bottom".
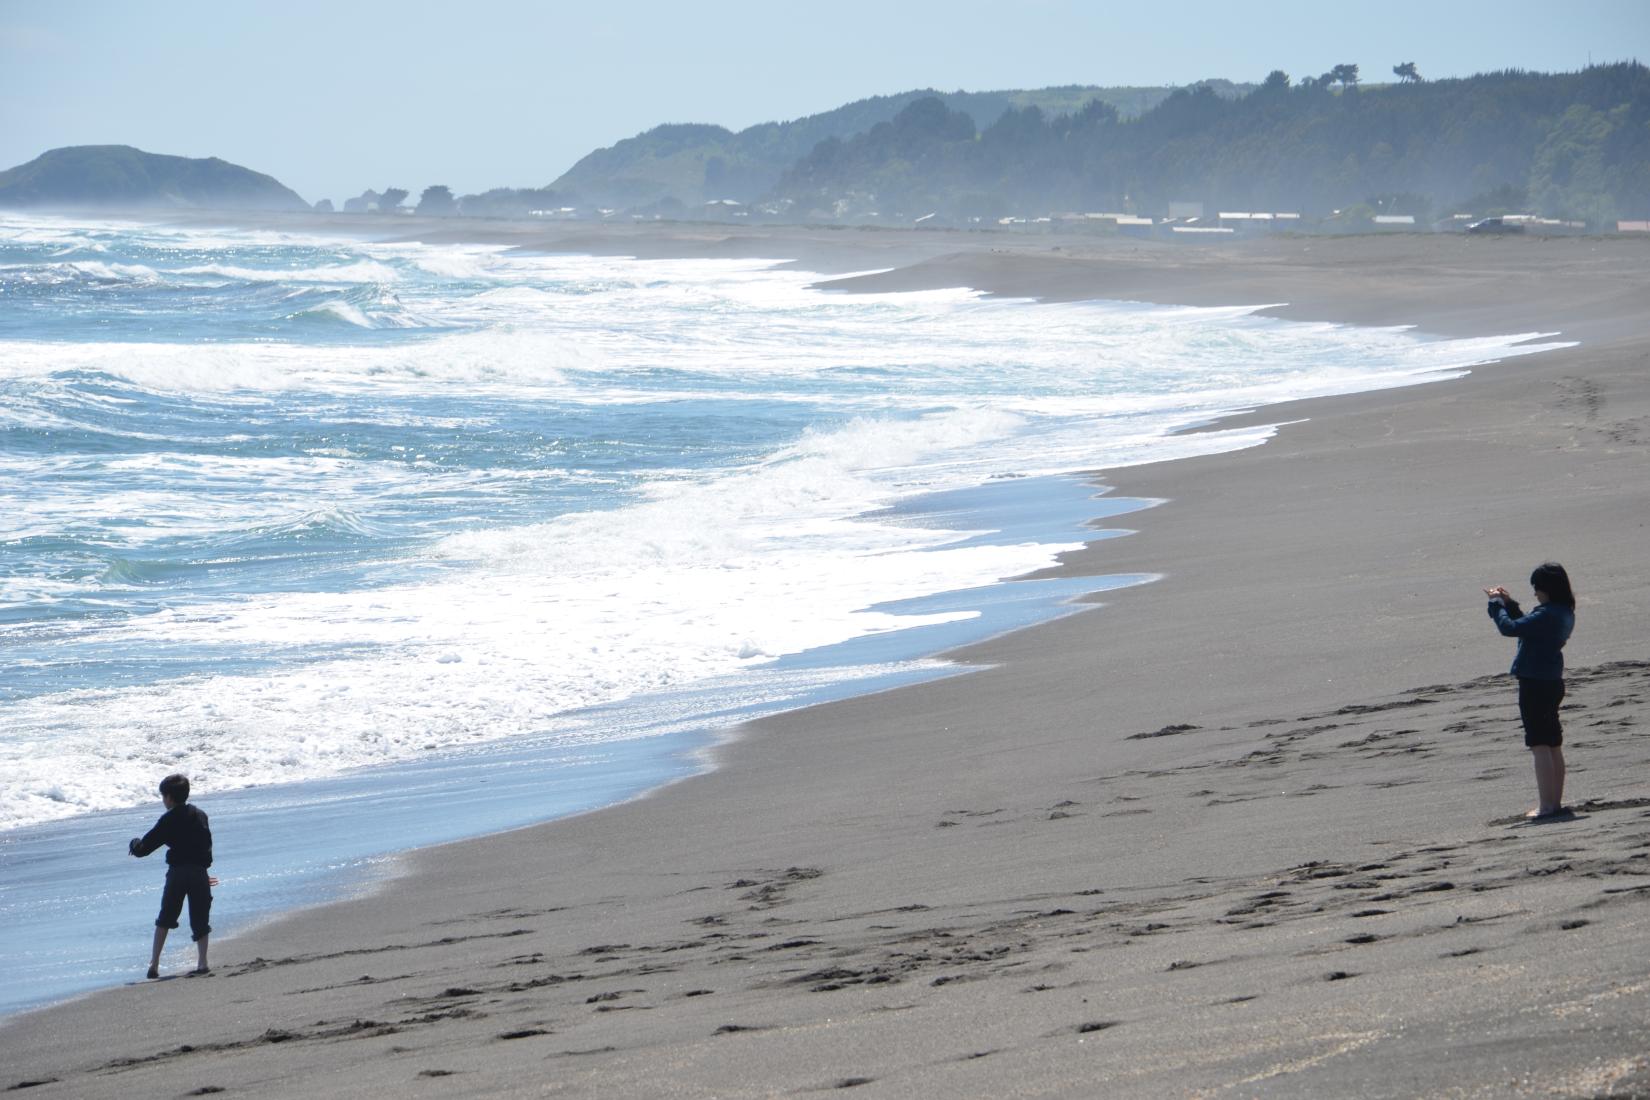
[
  {"left": 1552, "top": 746, "right": 1566, "bottom": 809},
  {"left": 1529, "top": 747, "right": 1561, "bottom": 815}
]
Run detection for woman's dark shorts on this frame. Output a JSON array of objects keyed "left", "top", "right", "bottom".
[
  {"left": 1518, "top": 677, "right": 1566, "bottom": 748},
  {"left": 156, "top": 864, "right": 213, "bottom": 941}
]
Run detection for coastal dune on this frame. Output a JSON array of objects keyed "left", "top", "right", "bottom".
[{"left": 4, "top": 225, "right": 1649, "bottom": 1097}]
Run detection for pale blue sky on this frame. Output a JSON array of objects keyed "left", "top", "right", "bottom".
[{"left": 2, "top": 0, "right": 1645, "bottom": 205}]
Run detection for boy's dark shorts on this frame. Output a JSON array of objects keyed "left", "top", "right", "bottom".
[
  {"left": 1518, "top": 677, "right": 1566, "bottom": 748},
  {"left": 156, "top": 864, "right": 213, "bottom": 941}
]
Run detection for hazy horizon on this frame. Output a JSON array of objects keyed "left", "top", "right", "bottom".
[{"left": 3, "top": 0, "right": 1647, "bottom": 205}]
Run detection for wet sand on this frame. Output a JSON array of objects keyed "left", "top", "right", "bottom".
[{"left": 4, "top": 222, "right": 1649, "bottom": 1097}]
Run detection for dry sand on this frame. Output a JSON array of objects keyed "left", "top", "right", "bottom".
[{"left": 4, "top": 223, "right": 1649, "bottom": 1098}]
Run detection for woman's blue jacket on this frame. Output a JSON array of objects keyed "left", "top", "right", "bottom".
[{"left": 1488, "top": 598, "right": 1574, "bottom": 680}]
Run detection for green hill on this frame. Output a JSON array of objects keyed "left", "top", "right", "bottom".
[
  {"left": 0, "top": 145, "right": 309, "bottom": 212},
  {"left": 548, "top": 83, "right": 1251, "bottom": 208}
]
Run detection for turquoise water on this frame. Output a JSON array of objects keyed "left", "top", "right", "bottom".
[{"left": 0, "top": 212, "right": 1567, "bottom": 1015}]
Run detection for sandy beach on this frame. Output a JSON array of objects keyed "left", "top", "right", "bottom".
[{"left": 4, "top": 222, "right": 1649, "bottom": 1097}]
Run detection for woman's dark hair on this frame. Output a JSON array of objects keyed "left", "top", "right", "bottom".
[
  {"left": 159, "top": 773, "right": 191, "bottom": 804},
  {"left": 1530, "top": 562, "right": 1576, "bottom": 610}
]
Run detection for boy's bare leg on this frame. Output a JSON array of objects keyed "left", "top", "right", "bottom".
[
  {"left": 147, "top": 927, "right": 167, "bottom": 978},
  {"left": 1552, "top": 746, "right": 1567, "bottom": 808},
  {"left": 194, "top": 935, "right": 210, "bottom": 974}
]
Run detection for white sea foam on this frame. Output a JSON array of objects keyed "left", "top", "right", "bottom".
[
  {"left": 300, "top": 299, "right": 377, "bottom": 327},
  {"left": 174, "top": 259, "right": 401, "bottom": 284},
  {"left": 0, "top": 212, "right": 377, "bottom": 253},
  {"left": 0, "top": 447, "right": 504, "bottom": 545},
  {"left": 0, "top": 520, "right": 1049, "bottom": 830},
  {"left": 403, "top": 247, "right": 509, "bottom": 280},
  {"left": 0, "top": 259, "right": 161, "bottom": 285},
  {"left": 290, "top": 297, "right": 436, "bottom": 330}
]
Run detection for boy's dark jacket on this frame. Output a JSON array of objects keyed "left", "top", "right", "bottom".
[
  {"left": 1488, "top": 597, "right": 1574, "bottom": 681},
  {"left": 129, "top": 804, "right": 214, "bottom": 868}
]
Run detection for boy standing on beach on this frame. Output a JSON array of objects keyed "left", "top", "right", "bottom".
[{"left": 128, "top": 774, "right": 217, "bottom": 979}]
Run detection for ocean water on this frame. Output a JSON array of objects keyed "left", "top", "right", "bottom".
[{"left": 0, "top": 212, "right": 1567, "bottom": 1015}]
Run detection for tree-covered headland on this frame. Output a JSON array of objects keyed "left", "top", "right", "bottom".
[
  {"left": 772, "top": 63, "right": 1649, "bottom": 228},
  {"left": 0, "top": 145, "right": 309, "bottom": 212}
]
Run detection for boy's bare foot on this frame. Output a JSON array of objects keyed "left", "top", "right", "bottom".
[
  {"left": 146, "top": 966, "right": 159, "bottom": 980},
  {"left": 189, "top": 966, "right": 211, "bottom": 976}
]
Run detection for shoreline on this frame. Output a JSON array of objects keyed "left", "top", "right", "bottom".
[
  {"left": 0, "top": 473, "right": 1154, "bottom": 1020},
  {"left": 5, "top": 219, "right": 1649, "bottom": 1096}
]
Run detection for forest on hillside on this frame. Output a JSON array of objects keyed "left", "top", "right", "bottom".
[
  {"left": 768, "top": 63, "right": 1650, "bottom": 226},
  {"left": 541, "top": 82, "right": 1252, "bottom": 210}
]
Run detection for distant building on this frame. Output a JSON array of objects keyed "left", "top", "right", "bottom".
[
  {"left": 1617, "top": 220, "right": 1649, "bottom": 232},
  {"left": 1505, "top": 215, "right": 1588, "bottom": 233},
  {"left": 1216, "top": 211, "right": 1300, "bottom": 231},
  {"left": 701, "top": 199, "right": 745, "bottom": 221},
  {"left": 1054, "top": 212, "right": 1155, "bottom": 233}
]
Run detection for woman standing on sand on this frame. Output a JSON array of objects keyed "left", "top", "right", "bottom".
[{"left": 1485, "top": 563, "right": 1576, "bottom": 820}]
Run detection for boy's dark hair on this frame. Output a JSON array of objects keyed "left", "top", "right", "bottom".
[
  {"left": 159, "top": 774, "right": 191, "bottom": 804},
  {"left": 1530, "top": 562, "right": 1576, "bottom": 610}
]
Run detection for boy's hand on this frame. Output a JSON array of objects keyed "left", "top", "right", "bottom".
[{"left": 128, "top": 837, "right": 142, "bottom": 856}]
